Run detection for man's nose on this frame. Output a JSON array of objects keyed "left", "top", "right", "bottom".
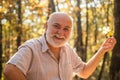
[{"left": 57, "top": 29, "right": 64, "bottom": 35}]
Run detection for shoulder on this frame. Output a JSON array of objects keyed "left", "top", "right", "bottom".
[
  {"left": 25, "top": 38, "right": 41, "bottom": 45},
  {"left": 64, "top": 43, "right": 74, "bottom": 50},
  {"left": 19, "top": 37, "right": 43, "bottom": 49},
  {"left": 63, "top": 43, "right": 76, "bottom": 54}
]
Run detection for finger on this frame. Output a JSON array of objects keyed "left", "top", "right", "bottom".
[
  {"left": 105, "top": 38, "right": 112, "bottom": 45},
  {"left": 112, "top": 37, "right": 117, "bottom": 44},
  {"left": 109, "top": 37, "right": 117, "bottom": 45}
]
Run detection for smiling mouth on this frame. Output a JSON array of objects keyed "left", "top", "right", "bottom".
[
  {"left": 54, "top": 36, "right": 64, "bottom": 40},
  {"left": 54, "top": 35, "right": 65, "bottom": 41}
]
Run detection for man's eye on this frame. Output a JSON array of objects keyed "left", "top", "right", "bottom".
[
  {"left": 64, "top": 28, "right": 69, "bottom": 31},
  {"left": 54, "top": 25, "right": 60, "bottom": 29}
]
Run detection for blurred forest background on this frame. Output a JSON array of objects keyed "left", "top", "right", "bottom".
[{"left": 0, "top": 0, "right": 120, "bottom": 80}]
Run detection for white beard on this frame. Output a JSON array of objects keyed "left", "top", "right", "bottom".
[{"left": 46, "top": 34, "right": 68, "bottom": 48}]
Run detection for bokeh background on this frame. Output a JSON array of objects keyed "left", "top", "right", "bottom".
[{"left": 0, "top": 0, "right": 120, "bottom": 80}]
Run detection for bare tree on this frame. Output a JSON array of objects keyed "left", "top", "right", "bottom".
[
  {"left": 75, "top": 0, "right": 85, "bottom": 62},
  {"left": 84, "top": 0, "right": 89, "bottom": 62},
  {"left": 0, "top": 20, "right": 2, "bottom": 79},
  {"left": 74, "top": 0, "right": 85, "bottom": 80},
  {"left": 47, "top": 0, "right": 56, "bottom": 19},
  {"left": 16, "top": 0, "right": 22, "bottom": 47},
  {"left": 110, "top": 0, "right": 120, "bottom": 80}
]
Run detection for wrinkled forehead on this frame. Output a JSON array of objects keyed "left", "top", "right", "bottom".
[{"left": 48, "top": 12, "right": 73, "bottom": 26}]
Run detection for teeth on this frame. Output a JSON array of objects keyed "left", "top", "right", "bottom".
[{"left": 56, "top": 34, "right": 65, "bottom": 39}]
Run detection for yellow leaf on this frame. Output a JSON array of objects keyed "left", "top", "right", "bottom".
[{"left": 106, "top": 30, "right": 114, "bottom": 38}]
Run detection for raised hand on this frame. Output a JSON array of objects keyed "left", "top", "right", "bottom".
[{"left": 101, "top": 37, "right": 116, "bottom": 52}]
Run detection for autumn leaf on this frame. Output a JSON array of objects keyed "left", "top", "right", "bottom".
[{"left": 106, "top": 30, "right": 114, "bottom": 38}]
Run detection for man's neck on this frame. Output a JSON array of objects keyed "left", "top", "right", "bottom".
[{"left": 48, "top": 44, "right": 61, "bottom": 61}]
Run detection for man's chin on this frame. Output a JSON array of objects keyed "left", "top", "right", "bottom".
[
  {"left": 50, "top": 42, "right": 65, "bottom": 48},
  {"left": 51, "top": 44, "right": 64, "bottom": 48}
]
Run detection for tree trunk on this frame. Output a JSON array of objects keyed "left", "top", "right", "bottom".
[
  {"left": 110, "top": 0, "right": 120, "bottom": 80},
  {"left": 74, "top": 0, "right": 84, "bottom": 80},
  {"left": 47, "top": 0, "right": 56, "bottom": 19},
  {"left": 98, "top": 53, "right": 108, "bottom": 80},
  {"left": 0, "top": 20, "right": 2, "bottom": 79},
  {"left": 75, "top": 0, "right": 85, "bottom": 61},
  {"left": 84, "top": 0, "right": 89, "bottom": 62},
  {"left": 92, "top": 2, "right": 98, "bottom": 44},
  {"left": 16, "top": 0, "right": 22, "bottom": 47}
]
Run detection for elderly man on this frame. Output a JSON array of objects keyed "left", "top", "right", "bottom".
[{"left": 3, "top": 12, "right": 116, "bottom": 80}]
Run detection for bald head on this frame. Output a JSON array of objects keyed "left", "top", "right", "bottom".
[{"left": 47, "top": 12, "right": 73, "bottom": 27}]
